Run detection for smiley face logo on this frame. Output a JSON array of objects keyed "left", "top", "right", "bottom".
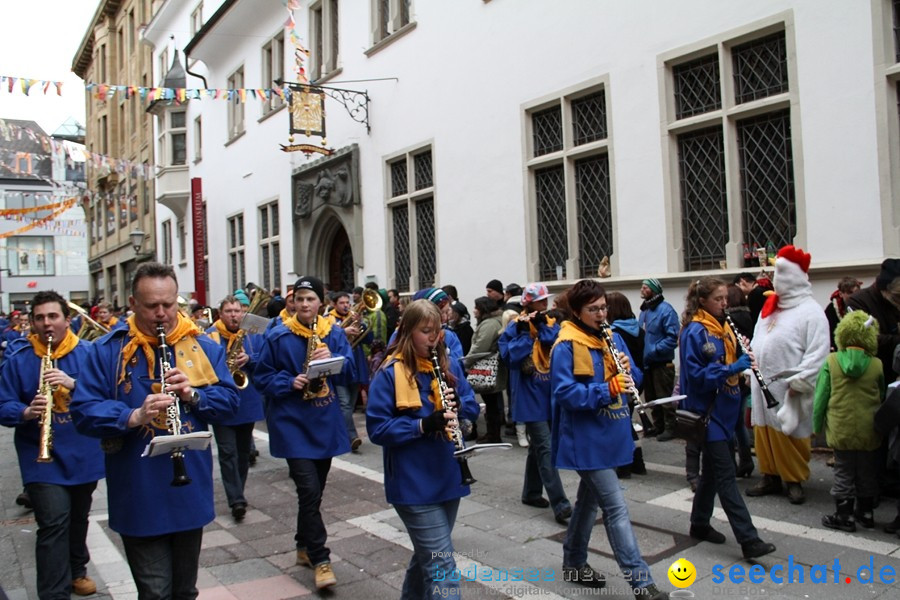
[{"left": 668, "top": 558, "right": 696, "bottom": 588}]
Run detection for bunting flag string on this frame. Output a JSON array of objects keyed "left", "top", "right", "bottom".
[
  {"left": 0, "top": 199, "right": 77, "bottom": 239},
  {"left": 283, "top": 0, "right": 309, "bottom": 84},
  {"left": 0, "top": 75, "right": 64, "bottom": 96},
  {"left": 0, "top": 199, "right": 76, "bottom": 217},
  {"left": 0, "top": 244, "right": 86, "bottom": 258}
]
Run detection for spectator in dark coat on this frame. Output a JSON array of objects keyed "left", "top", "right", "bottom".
[
  {"left": 825, "top": 277, "right": 862, "bottom": 351},
  {"left": 848, "top": 259, "right": 900, "bottom": 383},
  {"left": 448, "top": 302, "right": 474, "bottom": 356}
]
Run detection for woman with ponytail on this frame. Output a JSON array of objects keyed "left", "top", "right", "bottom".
[
  {"left": 366, "top": 300, "right": 480, "bottom": 599},
  {"left": 679, "top": 277, "right": 775, "bottom": 560},
  {"left": 550, "top": 280, "right": 667, "bottom": 599}
]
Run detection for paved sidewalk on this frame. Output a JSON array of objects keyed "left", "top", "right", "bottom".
[{"left": 4, "top": 413, "right": 900, "bottom": 599}]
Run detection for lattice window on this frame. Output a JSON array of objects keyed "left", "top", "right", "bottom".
[
  {"left": 392, "top": 205, "right": 410, "bottom": 292},
  {"left": 416, "top": 199, "right": 436, "bottom": 288},
  {"left": 414, "top": 151, "right": 432, "bottom": 190},
  {"left": 572, "top": 92, "right": 607, "bottom": 145},
  {"left": 340, "top": 243, "right": 353, "bottom": 292},
  {"left": 894, "top": 0, "right": 900, "bottom": 62},
  {"left": 575, "top": 156, "right": 612, "bottom": 278},
  {"left": 738, "top": 110, "right": 795, "bottom": 255},
  {"left": 678, "top": 127, "right": 728, "bottom": 271},
  {"left": 390, "top": 160, "right": 407, "bottom": 197},
  {"left": 535, "top": 166, "right": 568, "bottom": 281},
  {"left": 532, "top": 106, "right": 563, "bottom": 157},
  {"left": 732, "top": 32, "right": 788, "bottom": 104},
  {"left": 673, "top": 54, "right": 721, "bottom": 119}
]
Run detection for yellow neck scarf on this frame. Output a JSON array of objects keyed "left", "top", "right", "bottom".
[
  {"left": 279, "top": 308, "right": 292, "bottom": 322},
  {"left": 284, "top": 314, "right": 334, "bottom": 340},
  {"left": 388, "top": 355, "right": 443, "bottom": 411},
  {"left": 518, "top": 313, "right": 557, "bottom": 374},
  {"left": 119, "top": 313, "right": 218, "bottom": 387},
  {"left": 553, "top": 320, "right": 616, "bottom": 379},
  {"left": 100, "top": 316, "right": 118, "bottom": 328},
  {"left": 30, "top": 329, "right": 79, "bottom": 360},
  {"left": 692, "top": 309, "right": 739, "bottom": 386}
]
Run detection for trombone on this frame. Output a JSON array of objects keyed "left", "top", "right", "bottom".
[{"left": 67, "top": 302, "right": 110, "bottom": 341}]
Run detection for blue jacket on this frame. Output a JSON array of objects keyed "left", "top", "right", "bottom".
[
  {"left": 0, "top": 339, "right": 104, "bottom": 486},
  {"left": 499, "top": 318, "right": 559, "bottom": 423},
  {"left": 252, "top": 323, "right": 352, "bottom": 459},
  {"left": 70, "top": 328, "right": 240, "bottom": 537},
  {"left": 550, "top": 332, "right": 642, "bottom": 470},
  {"left": 639, "top": 298, "right": 679, "bottom": 365},
  {"left": 206, "top": 325, "right": 265, "bottom": 425},
  {"left": 366, "top": 357, "right": 479, "bottom": 505},
  {"left": 678, "top": 321, "right": 742, "bottom": 443}
]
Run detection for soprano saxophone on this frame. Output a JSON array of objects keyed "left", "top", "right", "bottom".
[
  {"left": 303, "top": 316, "right": 325, "bottom": 400},
  {"left": 156, "top": 323, "right": 191, "bottom": 486},
  {"left": 430, "top": 348, "right": 476, "bottom": 486},
  {"left": 36, "top": 334, "right": 54, "bottom": 463}
]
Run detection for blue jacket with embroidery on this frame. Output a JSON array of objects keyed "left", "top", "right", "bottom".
[
  {"left": 499, "top": 318, "right": 559, "bottom": 423},
  {"left": 206, "top": 325, "right": 265, "bottom": 425}
]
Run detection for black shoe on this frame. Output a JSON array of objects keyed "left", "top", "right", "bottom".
[
  {"left": 884, "top": 516, "right": 900, "bottom": 534},
  {"left": 642, "top": 428, "right": 658, "bottom": 439},
  {"left": 855, "top": 497, "right": 875, "bottom": 529},
  {"left": 248, "top": 449, "right": 259, "bottom": 466},
  {"left": 822, "top": 512, "right": 856, "bottom": 532},
  {"left": 690, "top": 524, "right": 726, "bottom": 544},
  {"left": 231, "top": 502, "right": 247, "bottom": 520},
  {"left": 746, "top": 475, "right": 782, "bottom": 497},
  {"left": 15, "top": 491, "right": 32, "bottom": 509},
  {"left": 561, "top": 564, "right": 606, "bottom": 588},
  {"left": 616, "top": 466, "right": 632, "bottom": 479},
  {"left": 736, "top": 460, "right": 754, "bottom": 478},
  {"left": 554, "top": 505, "right": 572, "bottom": 524},
  {"left": 656, "top": 431, "right": 676, "bottom": 442},
  {"left": 522, "top": 497, "right": 550, "bottom": 508},
  {"left": 633, "top": 583, "right": 669, "bottom": 599},
  {"left": 631, "top": 460, "right": 647, "bottom": 475},
  {"left": 742, "top": 539, "right": 776, "bottom": 559},
  {"left": 786, "top": 482, "right": 806, "bottom": 505}
]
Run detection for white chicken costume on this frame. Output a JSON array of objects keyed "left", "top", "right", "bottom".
[{"left": 750, "top": 246, "right": 830, "bottom": 484}]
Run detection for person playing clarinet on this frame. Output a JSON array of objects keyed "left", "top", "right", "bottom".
[{"left": 366, "top": 299, "right": 480, "bottom": 600}]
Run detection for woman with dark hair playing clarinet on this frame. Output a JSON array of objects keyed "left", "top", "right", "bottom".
[
  {"left": 367, "top": 299, "right": 480, "bottom": 599},
  {"left": 550, "top": 280, "right": 668, "bottom": 599},
  {"left": 678, "top": 276, "right": 776, "bottom": 560}
]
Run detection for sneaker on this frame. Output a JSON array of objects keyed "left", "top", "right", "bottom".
[
  {"left": 72, "top": 576, "right": 97, "bottom": 596},
  {"left": 690, "top": 524, "right": 726, "bottom": 544},
  {"left": 296, "top": 549, "right": 312, "bottom": 567},
  {"left": 516, "top": 424, "right": 529, "bottom": 448},
  {"left": 741, "top": 539, "right": 776, "bottom": 560},
  {"left": 656, "top": 431, "right": 675, "bottom": 442},
  {"left": 15, "top": 491, "right": 32, "bottom": 510},
  {"left": 746, "top": 475, "right": 782, "bottom": 497},
  {"left": 633, "top": 583, "right": 669, "bottom": 599},
  {"left": 351, "top": 438, "right": 362, "bottom": 453},
  {"left": 786, "top": 482, "right": 805, "bottom": 505},
  {"left": 315, "top": 562, "right": 337, "bottom": 589},
  {"left": 231, "top": 502, "right": 247, "bottom": 520},
  {"left": 561, "top": 564, "right": 606, "bottom": 588}
]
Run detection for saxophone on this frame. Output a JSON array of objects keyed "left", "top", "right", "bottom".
[
  {"left": 226, "top": 329, "right": 249, "bottom": 390},
  {"left": 36, "top": 334, "right": 54, "bottom": 463},
  {"left": 302, "top": 316, "right": 325, "bottom": 400},
  {"left": 156, "top": 323, "right": 191, "bottom": 486}
]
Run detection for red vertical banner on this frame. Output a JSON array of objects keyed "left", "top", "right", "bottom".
[{"left": 191, "top": 177, "right": 206, "bottom": 306}]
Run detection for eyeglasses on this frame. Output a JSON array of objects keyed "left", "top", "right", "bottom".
[{"left": 584, "top": 305, "right": 608, "bottom": 314}]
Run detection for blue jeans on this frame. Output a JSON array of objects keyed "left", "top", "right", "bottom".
[
  {"left": 522, "top": 421, "right": 571, "bottom": 516},
  {"left": 120, "top": 528, "right": 203, "bottom": 600},
  {"left": 27, "top": 481, "right": 97, "bottom": 600},
  {"left": 212, "top": 422, "right": 254, "bottom": 507},
  {"left": 286, "top": 458, "right": 332, "bottom": 565},
  {"left": 335, "top": 384, "right": 360, "bottom": 441},
  {"left": 564, "top": 470, "right": 654, "bottom": 589},
  {"left": 394, "top": 500, "right": 460, "bottom": 600},
  {"left": 691, "top": 440, "right": 759, "bottom": 544}
]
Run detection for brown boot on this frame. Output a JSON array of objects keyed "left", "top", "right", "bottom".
[
  {"left": 72, "top": 576, "right": 97, "bottom": 596},
  {"left": 746, "top": 474, "right": 782, "bottom": 497}
]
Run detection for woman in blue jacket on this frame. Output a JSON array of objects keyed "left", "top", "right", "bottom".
[
  {"left": 550, "top": 280, "right": 666, "bottom": 599},
  {"left": 678, "top": 276, "right": 775, "bottom": 559},
  {"left": 367, "top": 300, "right": 480, "bottom": 600}
]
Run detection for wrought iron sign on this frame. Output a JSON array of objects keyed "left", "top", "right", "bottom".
[{"left": 279, "top": 80, "right": 370, "bottom": 157}]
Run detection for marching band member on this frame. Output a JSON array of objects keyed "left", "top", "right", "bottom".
[
  {"left": 0, "top": 291, "right": 103, "bottom": 598},
  {"left": 252, "top": 276, "right": 352, "bottom": 590},
  {"left": 328, "top": 291, "right": 370, "bottom": 452},
  {"left": 70, "top": 263, "right": 239, "bottom": 599},
  {"left": 499, "top": 283, "right": 572, "bottom": 524},
  {"left": 679, "top": 277, "right": 776, "bottom": 560},
  {"left": 266, "top": 285, "right": 295, "bottom": 331},
  {"left": 366, "top": 299, "right": 480, "bottom": 600},
  {"left": 95, "top": 302, "right": 127, "bottom": 332},
  {"left": 207, "top": 295, "right": 265, "bottom": 520},
  {"left": 550, "top": 280, "right": 667, "bottom": 599}
]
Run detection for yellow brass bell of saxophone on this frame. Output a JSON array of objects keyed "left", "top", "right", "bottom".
[
  {"left": 226, "top": 329, "right": 249, "bottom": 390},
  {"left": 342, "top": 289, "right": 383, "bottom": 349},
  {"left": 36, "top": 334, "right": 55, "bottom": 463}
]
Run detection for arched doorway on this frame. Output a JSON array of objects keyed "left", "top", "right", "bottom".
[{"left": 328, "top": 226, "right": 354, "bottom": 292}]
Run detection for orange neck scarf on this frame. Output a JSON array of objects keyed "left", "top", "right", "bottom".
[
  {"left": 29, "top": 329, "right": 79, "bottom": 360},
  {"left": 386, "top": 354, "right": 443, "bottom": 411}
]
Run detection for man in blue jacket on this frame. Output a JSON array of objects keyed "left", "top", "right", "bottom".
[
  {"left": 638, "top": 278, "right": 679, "bottom": 441},
  {"left": 0, "top": 291, "right": 104, "bottom": 598}
]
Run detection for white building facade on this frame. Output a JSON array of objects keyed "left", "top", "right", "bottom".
[{"left": 142, "top": 0, "right": 899, "bottom": 313}]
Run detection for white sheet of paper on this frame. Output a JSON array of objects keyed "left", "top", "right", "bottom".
[
  {"left": 641, "top": 394, "right": 686, "bottom": 408},
  {"left": 142, "top": 431, "right": 213, "bottom": 457}
]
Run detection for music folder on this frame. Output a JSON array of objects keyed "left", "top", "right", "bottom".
[
  {"left": 305, "top": 356, "right": 346, "bottom": 379},
  {"left": 142, "top": 431, "right": 213, "bottom": 457},
  {"left": 641, "top": 394, "right": 687, "bottom": 408}
]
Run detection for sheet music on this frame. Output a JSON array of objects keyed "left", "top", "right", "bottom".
[
  {"left": 306, "top": 356, "right": 346, "bottom": 379},
  {"left": 142, "top": 432, "right": 213, "bottom": 457}
]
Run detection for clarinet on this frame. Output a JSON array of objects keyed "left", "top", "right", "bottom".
[
  {"left": 724, "top": 313, "right": 779, "bottom": 409},
  {"left": 156, "top": 323, "right": 192, "bottom": 486},
  {"left": 430, "top": 348, "right": 476, "bottom": 486},
  {"left": 599, "top": 324, "right": 642, "bottom": 407}
]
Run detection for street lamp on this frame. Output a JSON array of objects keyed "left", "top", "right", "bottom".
[{"left": 130, "top": 229, "right": 145, "bottom": 254}]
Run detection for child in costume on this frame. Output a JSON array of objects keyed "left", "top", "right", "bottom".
[{"left": 813, "top": 311, "right": 885, "bottom": 531}]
